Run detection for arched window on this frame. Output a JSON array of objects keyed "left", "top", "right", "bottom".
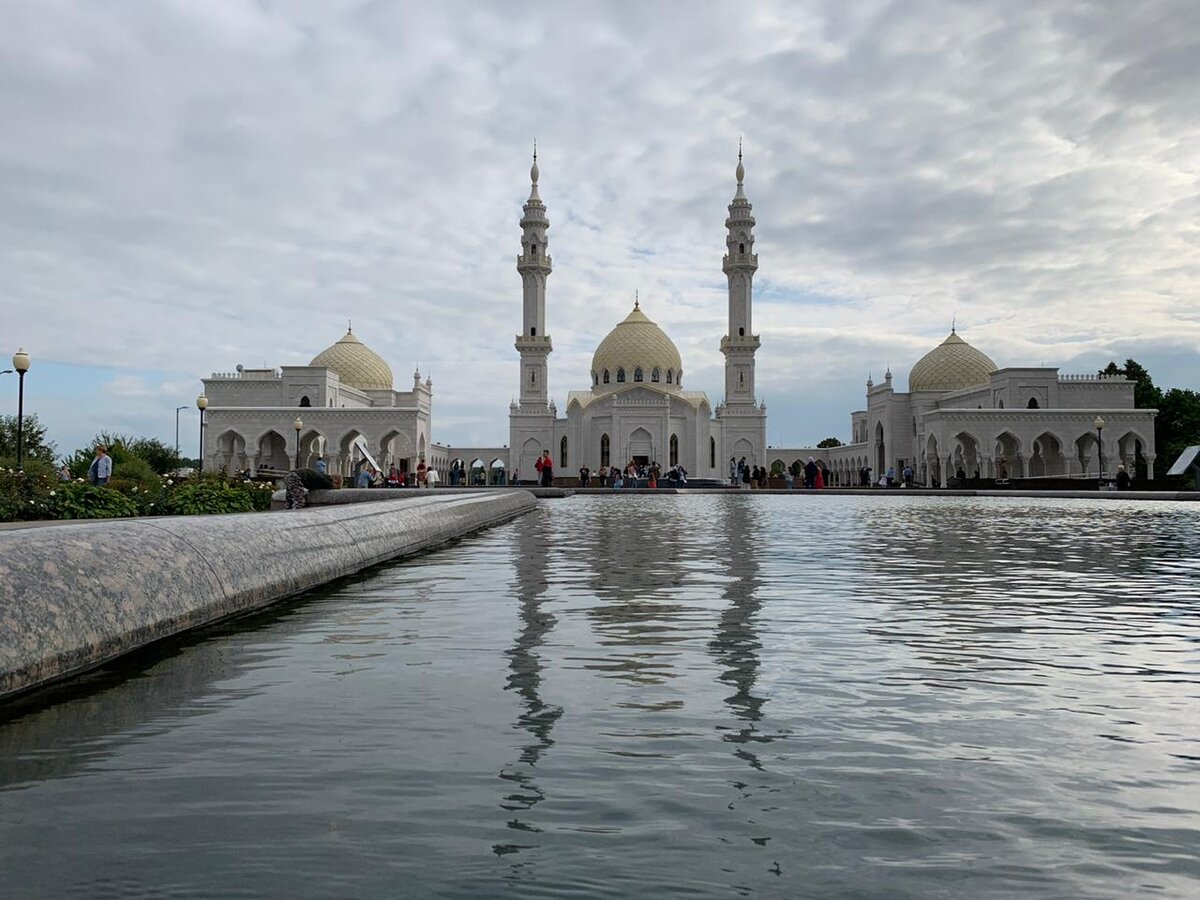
[
  {"left": 603, "top": 369, "right": 610, "bottom": 384},
  {"left": 530, "top": 369, "right": 536, "bottom": 385},
  {"left": 677, "top": 370, "right": 682, "bottom": 386},
  {"left": 739, "top": 371, "right": 745, "bottom": 386},
  {"left": 531, "top": 242, "right": 538, "bottom": 258},
  {"left": 998, "top": 399, "right": 1004, "bottom": 409},
  {"left": 560, "top": 435, "right": 568, "bottom": 468},
  {"left": 600, "top": 434, "right": 610, "bottom": 467},
  {"left": 739, "top": 242, "right": 745, "bottom": 253},
  {"left": 1027, "top": 397, "right": 1039, "bottom": 409},
  {"left": 670, "top": 434, "right": 679, "bottom": 467},
  {"left": 666, "top": 369, "right": 673, "bottom": 384},
  {"left": 738, "top": 327, "right": 745, "bottom": 336},
  {"left": 651, "top": 367, "right": 660, "bottom": 383},
  {"left": 710, "top": 436, "right": 716, "bottom": 468},
  {"left": 593, "top": 372, "right": 598, "bottom": 385},
  {"left": 634, "top": 367, "right": 643, "bottom": 382},
  {"left": 299, "top": 395, "right": 311, "bottom": 407},
  {"left": 617, "top": 368, "right": 626, "bottom": 383},
  {"left": 531, "top": 327, "right": 537, "bottom": 336}
]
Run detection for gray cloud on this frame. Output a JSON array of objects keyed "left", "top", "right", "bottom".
[{"left": 1, "top": 0, "right": 1197, "bottom": 452}]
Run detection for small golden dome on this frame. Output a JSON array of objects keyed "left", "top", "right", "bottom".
[
  {"left": 309, "top": 329, "right": 394, "bottom": 391},
  {"left": 908, "top": 331, "right": 996, "bottom": 392},
  {"left": 591, "top": 305, "right": 684, "bottom": 390}
]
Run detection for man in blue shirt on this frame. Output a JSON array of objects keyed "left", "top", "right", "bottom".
[{"left": 88, "top": 446, "right": 113, "bottom": 486}]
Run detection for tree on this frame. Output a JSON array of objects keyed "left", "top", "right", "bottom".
[
  {"left": 817, "top": 437, "right": 843, "bottom": 448},
  {"left": 65, "top": 432, "right": 180, "bottom": 479},
  {"left": 1100, "top": 358, "right": 1163, "bottom": 410},
  {"left": 0, "top": 413, "right": 57, "bottom": 466},
  {"left": 1101, "top": 359, "right": 1200, "bottom": 477},
  {"left": 1157, "top": 388, "right": 1200, "bottom": 471}
]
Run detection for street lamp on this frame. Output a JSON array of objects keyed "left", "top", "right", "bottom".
[
  {"left": 12, "top": 348, "right": 31, "bottom": 471},
  {"left": 1094, "top": 416, "right": 1105, "bottom": 489},
  {"left": 293, "top": 417, "right": 303, "bottom": 470},
  {"left": 196, "top": 394, "right": 208, "bottom": 473},
  {"left": 175, "top": 405, "right": 188, "bottom": 459}
]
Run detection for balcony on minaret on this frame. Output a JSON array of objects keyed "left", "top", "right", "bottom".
[
  {"left": 720, "top": 333, "right": 761, "bottom": 354},
  {"left": 515, "top": 334, "right": 553, "bottom": 353},
  {"left": 516, "top": 252, "right": 553, "bottom": 270},
  {"left": 722, "top": 250, "right": 758, "bottom": 272}
]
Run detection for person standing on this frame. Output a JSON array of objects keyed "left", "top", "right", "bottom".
[
  {"left": 315, "top": 456, "right": 327, "bottom": 475},
  {"left": 416, "top": 458, "right": 428, "bottom": 487},
  {"left": 814, "top": 466, "right": 824, "bottom": 489},
  {"left": 886, "top": 466, "right": 896, "bottom": 487},
  {"left": 427, "top": 467, "right": 440, "bottom": 489},
  {"left": 804, "top": 457, "right": 818, "bottom": 489},
  {"left": 902, "top": 464, "right": 914, "bottom": 488},
  {"left": 784, "top": 468, "right": 794, "bottom": 490},
  {"left": 1116, "top": 464, "right": 1131, "bottom": 490},
  {"left": 579, "top": 465, "right": 590, "bottom": 487},
  {"left": 540, "top": 451, "right": 554, "bottom": 487},
  {"left": 728, "top": 456, "right": 737, "bottom": 486},
  {"left": 88, "top": 445, "right": 113, "bottom": 486}
]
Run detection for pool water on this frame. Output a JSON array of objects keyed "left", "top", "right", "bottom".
[{"left": 2, "top": 495, "right": 1198, "bottom": 898}]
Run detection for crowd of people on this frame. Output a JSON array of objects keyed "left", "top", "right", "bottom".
[{"left": 573, "top": 460, "right": 690, "bottom": 489}]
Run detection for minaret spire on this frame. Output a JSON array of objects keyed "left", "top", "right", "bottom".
[{"left": 514, "top": 149, "right": 553, "bottom": 409}]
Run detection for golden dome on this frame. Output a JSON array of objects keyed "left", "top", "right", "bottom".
[
  {"left": 591, "top": 304, "right": 684, "bottom": 390},
  {"left": 908, "top": 331, "right": 996, "bottom": 393},
  {"left": 309, "top": 329, "right": 394, "bottom": 391}
]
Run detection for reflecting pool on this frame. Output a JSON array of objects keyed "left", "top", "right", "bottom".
[{"left": 2, "top": 495, "right": 1199, "bottom": 898}]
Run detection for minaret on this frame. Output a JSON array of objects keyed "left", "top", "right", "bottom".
[
  {"left": 720, "top": 143, "right": 760, "bottom": 406},
  {"left": 515, "top": 146, "right": 552, "bottom": 408}
]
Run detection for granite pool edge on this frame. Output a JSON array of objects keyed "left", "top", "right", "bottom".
[{"left": 0, "top": 491, "right": 536, "bottom": 704}]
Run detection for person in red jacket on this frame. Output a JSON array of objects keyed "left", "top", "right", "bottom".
[{"left": 536, "top": 450, "right": 554, "bottom": 486}]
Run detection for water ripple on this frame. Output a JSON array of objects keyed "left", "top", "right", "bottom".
[{"left": 0, "top": 495, "right": 1198, "bottom": 898}]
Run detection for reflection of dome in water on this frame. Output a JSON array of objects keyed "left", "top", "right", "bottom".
[
  {"left": 591, "top": 304, "right": 684, "bottom": 388},
  {"left": 309, "top": 329, "right": 394, "bottom": 391},
  {"left": 908, "top": 331, "right": 996, "bottom": 392}
]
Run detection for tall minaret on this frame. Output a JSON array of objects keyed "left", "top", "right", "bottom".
[
  {"left": 720, "top": 144, "right": 760, "bottom": 406},
  {"left": 515, "top": 147, "right": 552, "bottom": 408}
]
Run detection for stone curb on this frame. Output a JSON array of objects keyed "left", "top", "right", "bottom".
[{"left": 0, "top": 491, "right": 535, "bottom": 703}]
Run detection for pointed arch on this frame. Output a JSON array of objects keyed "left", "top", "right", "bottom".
[
  {"left": 634, "top": 367, "right": 644, "bottom": 382},
  {"left": 603, "top": 369, "right": 610, "bottom": 384},
  {"left": 651, "top": 367, "right": 661, "bottom": 383},
  {"left": 669, "top": 433, "right": 679, "bottom": 467},
  {"left": 616, "top": 368, "right": 626, "bottom": 383},
  {"left": 560, "top": 435, "right": 568, "bottom": 468},
  {"left": 600, "top": 433, "right": 610, "bottom": 467}
]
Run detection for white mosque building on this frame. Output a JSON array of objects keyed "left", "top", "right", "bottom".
[
  {"left": 198, "top": 150, "right": 1157, "bottom": 487},
  {"left": 199, "top": 329, "right": 440, "bottom": 478},
  {"left": 507, "top": 150, "right": 766, "bottom": 481},
  {"left": 505, "top": 151, "right": 1156, "bottom": 485}
]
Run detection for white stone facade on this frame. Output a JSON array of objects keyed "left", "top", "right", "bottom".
[
  {"left": 508, "top": 152, "right": 767, "bottom": 480},
  {"left": 200, "top": 345, "right": 434, "bottom": 477}
]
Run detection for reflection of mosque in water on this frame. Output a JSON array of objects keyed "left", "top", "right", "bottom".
[
  {"left": 708, "top": 498, "right": 768, "bottom": 770},
  {"left": 580, "top": 501, "right": 701, "bottom": 687},
  {"left": 496, "top": 509, "right": 563, "bottom": 846}
]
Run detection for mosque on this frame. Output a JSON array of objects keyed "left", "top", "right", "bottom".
[{"left": 198, "top": 152, "right": 1158, "bottom": 486}]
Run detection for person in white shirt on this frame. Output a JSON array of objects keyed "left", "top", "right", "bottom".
[
  {"left": 88, "top": 446, "right": 113, "bottom": 486},
  {"left": 426, "top": 468, "right": 440, "bottom": 488}
]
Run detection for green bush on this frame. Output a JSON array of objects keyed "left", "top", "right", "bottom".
[
  {"left": 0, "top": 464, "right": 59, "bottom": 522},
  {"left": 51, "top": 482, "right": 140, "bottom": 519},
  {"left": 109, "top": 455, "right": 162, "bottom": 493},
  {"left": 162, "top": 479, "right": 258, "bottom": 515}
]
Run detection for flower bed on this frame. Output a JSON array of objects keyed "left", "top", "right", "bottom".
[{"left": 0, "top": 468, "right": 276, "bottom": 522}]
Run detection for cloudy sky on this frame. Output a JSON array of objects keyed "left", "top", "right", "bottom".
[{"left": 1, "top": 0, "right": 1197, "bottom": 458}]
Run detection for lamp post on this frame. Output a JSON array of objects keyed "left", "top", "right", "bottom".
[
  {"left": 12, "top": 348, "right": 31, "bottom": 471},
  {"left": 174, "top": 405, "right": 188, "bottom": 459},
  {"left": 196, "top": 394, "right": 208, "bottom": 473},
  {"left": 293, "top": 417, "right": 303, "bottom": 470},
  {"left": 1094, "top": 416, "right": 1105, "bottom": 489}
]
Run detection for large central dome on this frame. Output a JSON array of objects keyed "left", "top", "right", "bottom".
[
  {"left": 908, "top": 331, "right": 996, "bottom": 393},
  {"left": 309, "top": 329, "right": 394, "bottom": 391},
  {"left": 591, "top": 304, "right": 684, "bottom": 390}
]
